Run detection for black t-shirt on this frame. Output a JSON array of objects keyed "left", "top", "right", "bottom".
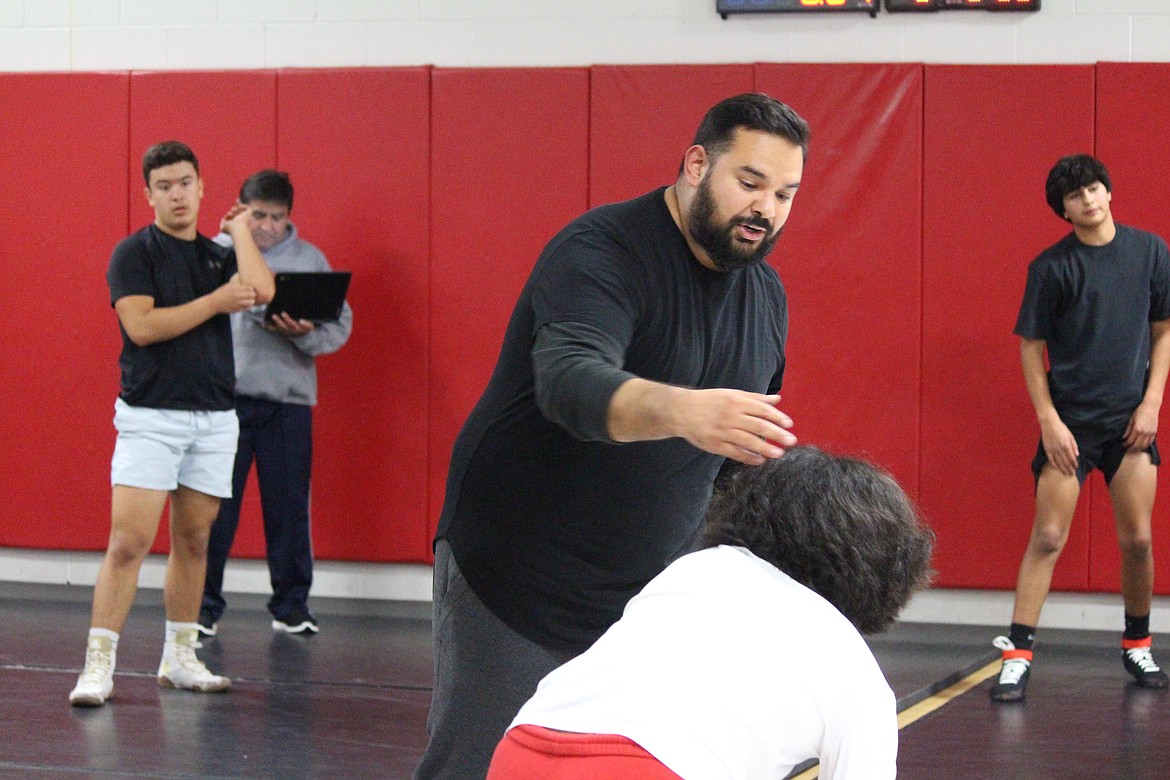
[
  {"left": 1014, "top": 223, "right": 1170, "bottom": 428},
  {"left": 438, "top": 187, "right": 788, "bottom": 653},
  {"left": 107, "top": 224, "right": 238, "bottom": 411}
]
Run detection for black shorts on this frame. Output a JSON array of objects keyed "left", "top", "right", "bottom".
[{"left": 1031, "top": 422, "right": 1161, "bottom": 486}]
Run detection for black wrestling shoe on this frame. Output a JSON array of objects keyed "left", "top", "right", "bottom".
[
  {"left": 989, "top": 636, "right": 1032, "bottom": 703},
  {"left": 1123, "top": 641, "right": 1170, "bottom": 689}
]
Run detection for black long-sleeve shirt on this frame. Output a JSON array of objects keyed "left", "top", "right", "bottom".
[{"left": 437, "top": 187, "right": 788, "bottom": 653}]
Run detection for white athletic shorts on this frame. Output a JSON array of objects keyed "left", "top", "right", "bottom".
[{"left": 110, "top": 398, "right": 239, "bottom": 498}]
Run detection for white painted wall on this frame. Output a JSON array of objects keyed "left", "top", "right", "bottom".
[
  {"left": 4, "top": 0, "right": 1169, "bottom": 632},
  {"left": 0, "top": 0, "right": 1168, "bottom": 72},
  {"left": 7, "top": 548, "right": 1170, "bottom": 633}
]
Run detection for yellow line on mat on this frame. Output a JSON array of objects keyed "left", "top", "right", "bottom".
[
  {"left": 895, "top": 659, "right": 1002, "bottom": 729},
  {"left": 786, "top": 658, "right": 1003, "bottom": 780}
]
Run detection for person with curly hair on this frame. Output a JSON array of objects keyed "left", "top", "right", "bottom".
[{"left": 485, "top": 446, "right": 935, "bottom": 780}]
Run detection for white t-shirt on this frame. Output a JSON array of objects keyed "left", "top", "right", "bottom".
[{"left": 509, "top": 545, "right": 897, "bottom": 780}]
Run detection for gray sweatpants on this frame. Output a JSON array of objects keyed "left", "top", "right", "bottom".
[{"left": 413, "top": 541, "right": 573, "bottom": 780}]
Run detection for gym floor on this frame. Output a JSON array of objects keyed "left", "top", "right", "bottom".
[{"left": 2, "top": 582, "right": 1167, "bottom": 779}]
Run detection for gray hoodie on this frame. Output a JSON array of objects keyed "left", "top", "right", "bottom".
[{"left": 218, "top": 224, "right": 353, "bottom": 406}]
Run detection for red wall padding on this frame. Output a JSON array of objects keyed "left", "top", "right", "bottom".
[
  {"left": 128, "top": 71, "right": 278, "bottom": 238},
  {"left": 4, "top": 63, "right": 1169, "bottom": 591},
  {"left": 0, "top": 73, "right": 129, "bottom": 549},
  {"left": 277, "top": 67, "right": 432, "bottom": 562},
  {"left": 1089, "top": 63, "right": 1170, "bottom": 594},
  {"left": 754, "top": 63, "right": 923, "bottom": 494},
  {"left": 589, "top": 65, "right": 754, "bottom": 207},
  {"left": 920, "top": 65, "right": 1096, "bottom": 589},
  {"left": 428, "top": 68, "right": 591, "bottom": 543}
]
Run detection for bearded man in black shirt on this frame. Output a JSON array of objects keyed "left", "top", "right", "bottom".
[{"left": 416, "top": 93, "right": 809, "bottom": 780}]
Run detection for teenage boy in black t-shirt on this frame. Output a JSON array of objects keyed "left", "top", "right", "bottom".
[
  {"left": 992, "top": 154, "right": 1170, "bottom": 702},
  {"left": 69, "top": 141, "right": 274, "bottom": 707}
]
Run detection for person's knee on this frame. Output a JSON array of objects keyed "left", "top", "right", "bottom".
[
  {"left": 1118, "top": 532, "right": 1154, "bottom": 561},
  {"left": 106, "top": 527, "right": 154, "bottom": 566},
  {"left": 170, "top": 524, "right": 212, "bottom": 560},
  {"left": 168, "top": 510, "right": 214, "bottom": 560},
  {"left": 1029, "top": 522, "right": 1068, "bottom": 557}
]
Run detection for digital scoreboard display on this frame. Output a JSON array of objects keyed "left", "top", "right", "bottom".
[
  {"left": 885, "top": 0, "right": 1038, "bottom": 11},
  {"left": 718, "top": 0, "right": 879, "bottom": 18},
  {"left": 716, "top": 0, "right": 1038, "bottom": 16}
]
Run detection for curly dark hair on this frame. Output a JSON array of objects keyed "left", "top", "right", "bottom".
[
  {"left": 703, "top": 446, "right": 934, "bottom": 634},
  {"left": 1045, "top": 154, "right": 1111, "bottom": 221}
]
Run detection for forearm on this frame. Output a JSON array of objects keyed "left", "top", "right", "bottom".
[
  {"left": 228, "top": 228, "right": 275, "bottom": 303},
  {"left": 121, "top": 296, "right": 220, "bottom": 346},
  {"left": 530, "top": 321, "right": 791, "bottom": 458},
  {"left": 609, "top": 378, "right": 795, "bottom": 467},
  {"left": 1020, "top": 337, "right": 1060, "bottom": 425},
  {"left": 607, "top": 378, "right": 688, "bottom": 442},
  {"left": 1021, "top": 336, "right": 1080, "bottom": 470},
  {"left": 1142, "top": 320, "right": 1170, "bottom": 406}
]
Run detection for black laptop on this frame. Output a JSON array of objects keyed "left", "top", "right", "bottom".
[{"left": 264, "top": 271, "right": 351, "bottom": 323}]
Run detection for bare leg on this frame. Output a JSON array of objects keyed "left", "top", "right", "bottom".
[
  {"left": 164, "top": 486, "right": 222, "bottom": 623},
  {"left": 1108, "top": 451, "right": 1157, "bottom": 617},
  {"left": 90, "top": 486, "right": 170, "bottom": 632},
  {"left": 155, "top": 485, "right": 232, "bottom": 693},
  {"left": 1010, "top": 465, "right": 1081, "bottom": 627}
]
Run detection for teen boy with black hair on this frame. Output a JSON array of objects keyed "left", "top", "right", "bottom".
[
  {"left": 992, "top": 154, "right": 1170, "bottom": 702},
  {"left": 69, "top": 141, "right": 274, "bottom": 707}
]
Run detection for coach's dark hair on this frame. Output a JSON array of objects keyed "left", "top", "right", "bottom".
[
  {"left": 239, "top": 169, "right": 294, "bottom": 211},
  {"left": 142, "top": 141, "right": 198, "bottom": 186},
  {"left": 685, "top": 93, "right": 811, "bottom": 172},
  {"left": 704, "top": 446, "right": 934, "bottom": 634},
  {"left": 1045, "top": 153, "right": 1111, "bottom": 221}
]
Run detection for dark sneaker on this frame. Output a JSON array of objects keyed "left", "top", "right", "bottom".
[
  {"left": 272, "top": 608, "right": 318, "bottom": 635},
  {"left": 990, "top": 636, "right": 1032, "bottom": 703},
  {"left": 197, "top": 607, "right": 218, "bottom": 638},
  {"left": 1123, "top": 641, "right": 1170, "bottom": 689}
]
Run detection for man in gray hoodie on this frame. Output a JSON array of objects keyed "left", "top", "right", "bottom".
[{"left": 199, "top": 170, "right": 353, "bottom": 637}]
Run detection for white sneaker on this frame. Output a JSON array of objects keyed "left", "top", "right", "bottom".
[
  {"left": 157, "top": 629, "right": 231, "bottom": 693},
  {"left": 70, "top": 635, "right": 115, "bottom": 707}
]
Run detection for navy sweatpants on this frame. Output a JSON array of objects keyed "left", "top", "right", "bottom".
[{"left": 203, "top": 395, "right": 314, "bottom": 622}]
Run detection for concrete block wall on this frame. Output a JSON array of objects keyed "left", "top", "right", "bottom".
[{"left": 0, "top": 0, "right": 1169, "bottom": 72}]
